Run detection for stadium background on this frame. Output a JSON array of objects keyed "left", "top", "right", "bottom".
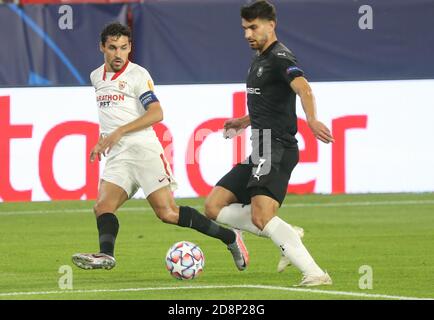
[
  {"left": 0, "top": 0, "right": 434, "bottom": 301},
  {"left": 1, "top": 0, "right": 434, "bottom": 202}
]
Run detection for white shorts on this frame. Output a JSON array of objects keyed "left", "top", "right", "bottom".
[{"left": 101, "top": 138, "right": 177, "bottom": 198}]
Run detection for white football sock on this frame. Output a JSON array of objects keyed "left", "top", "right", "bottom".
[
  {"left": 262, "top": 216, "right": 324, "bottom": 277},
  {"left": 216, "top": 204, "right": 267, "bottom": 237}
]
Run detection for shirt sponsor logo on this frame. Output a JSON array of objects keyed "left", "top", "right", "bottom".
[
  {"left": 96, "top": 94, "right": 125, "bottom": 102},
  {"left": 99, "top": 101, "right": 111, "bottom": 108},
  {"left": 246, "top": 87, "right": 261, "bottom": 95}
]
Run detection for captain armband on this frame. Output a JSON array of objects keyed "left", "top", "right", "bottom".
[{"left": 139, "top": 91, "right": 159, "bottom": 110}]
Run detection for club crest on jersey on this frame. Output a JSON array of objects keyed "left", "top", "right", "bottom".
[
  {"left": 256, "top": 66, "right": 263, "bottom": 77},
  {"left": 118, "top": 81, "right": 127, "bottom": 90}
]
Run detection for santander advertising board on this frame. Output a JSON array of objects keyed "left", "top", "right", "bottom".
[{"left": 1, "top": 80, "right": 433, "bottom": 202}]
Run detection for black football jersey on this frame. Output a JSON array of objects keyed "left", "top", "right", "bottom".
[{"left": 246, "top": 41, "right": 304, "bottom": 147}]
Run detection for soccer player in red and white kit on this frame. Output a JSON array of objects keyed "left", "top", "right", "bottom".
[{"left": 72, "top": 23, "right": 248, "bottom": 271}]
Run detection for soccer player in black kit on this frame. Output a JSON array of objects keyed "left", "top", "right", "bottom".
[{"left": 205, "top": 0, "right": 335, "bottom": 286}]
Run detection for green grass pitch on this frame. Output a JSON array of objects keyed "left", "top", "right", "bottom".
[{"left": 0, "top": 193, "right": 433, "bottom": 300}]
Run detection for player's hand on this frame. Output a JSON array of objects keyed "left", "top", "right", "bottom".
[
  {"left": 223, "top": 118, "right": 245, "bottom": 139},
  {"left": 308, "top": 120, "right": 335, "bottom": 144},
  {"left": 90, "top": 135, "right": 105, "bottom": 162},
  {"left": 90, "top": 146, "right": 102, "bottom": 162},
  {"left": 97, "top": 129, "right": 123, "bottom": 156}
]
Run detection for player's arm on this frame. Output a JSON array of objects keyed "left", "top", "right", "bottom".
[
  {"left": 95, "top": 102, "right": 163, "bottom": 156},
  {"left": 94, "top": 70, "right": 163, "bottom": 156},
  {"left": 225, "top": 115, "right": 251, "bottom": 129},
  {"left": 89, "top": 71, "right": 113, "bottom": 162},
  {"left": 117, "top": 102, "right": 163, "bottom": 135},
  {"left": 223, "top": 115, "right": 251, "bottom": 139},
  {"left": 290, "top": 77, "right": 334, "bottom": 144}
]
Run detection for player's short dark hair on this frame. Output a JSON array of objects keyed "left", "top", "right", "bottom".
[
  {"left": 241, "top": 0, "right": 276, "bottom": 22},
  {"left": 100, "top": 22, "right": 131, "bottom": 45}
]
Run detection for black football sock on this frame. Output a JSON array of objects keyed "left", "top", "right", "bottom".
[
  {"left": 96, "top": 213, "right": 119, "bottom": 257},
  {"left": 178, "top": 206, "right": 236, "bottom": 245}
]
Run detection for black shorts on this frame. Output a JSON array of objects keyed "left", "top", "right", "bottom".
[{"left": 216, "top": 144, "right": 299, "bottom": 206}]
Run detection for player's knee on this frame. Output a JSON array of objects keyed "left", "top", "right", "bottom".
[
  {"left": 251, "top": 213, "right": 267, "bottom": 231},
  {"left": 204, "top": 199, "right": 221, "bottom": 220},
  {"left": 93, "top": 201, "right": 115, "bottom": 216},
  {"left": 251, "top": 203, "right": 275, "bottom": 230}
]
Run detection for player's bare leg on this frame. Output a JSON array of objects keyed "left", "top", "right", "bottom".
[
  {"left": 146, "top": 185, "right": 179, "bottom": 224},
  {"left": 72, "top": 180, "right": 128, "bottom": 270},
  {"left": 252, "top": 195, "right": 331, "bottom": 287},
  {"left": 147, "top": 186, "right": 249, "bottom": 270}
]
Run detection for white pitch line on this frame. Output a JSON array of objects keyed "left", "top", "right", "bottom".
[
  {"left": 1, "top": 199, "right": 434, "bottom": 216},
  {"left": 0, "top": 284, "right": 432, "bottom": 300}
]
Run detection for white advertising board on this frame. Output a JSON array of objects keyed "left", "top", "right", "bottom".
[{"left": 1, "top": 79, "right": 433, "bottom": 202}]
